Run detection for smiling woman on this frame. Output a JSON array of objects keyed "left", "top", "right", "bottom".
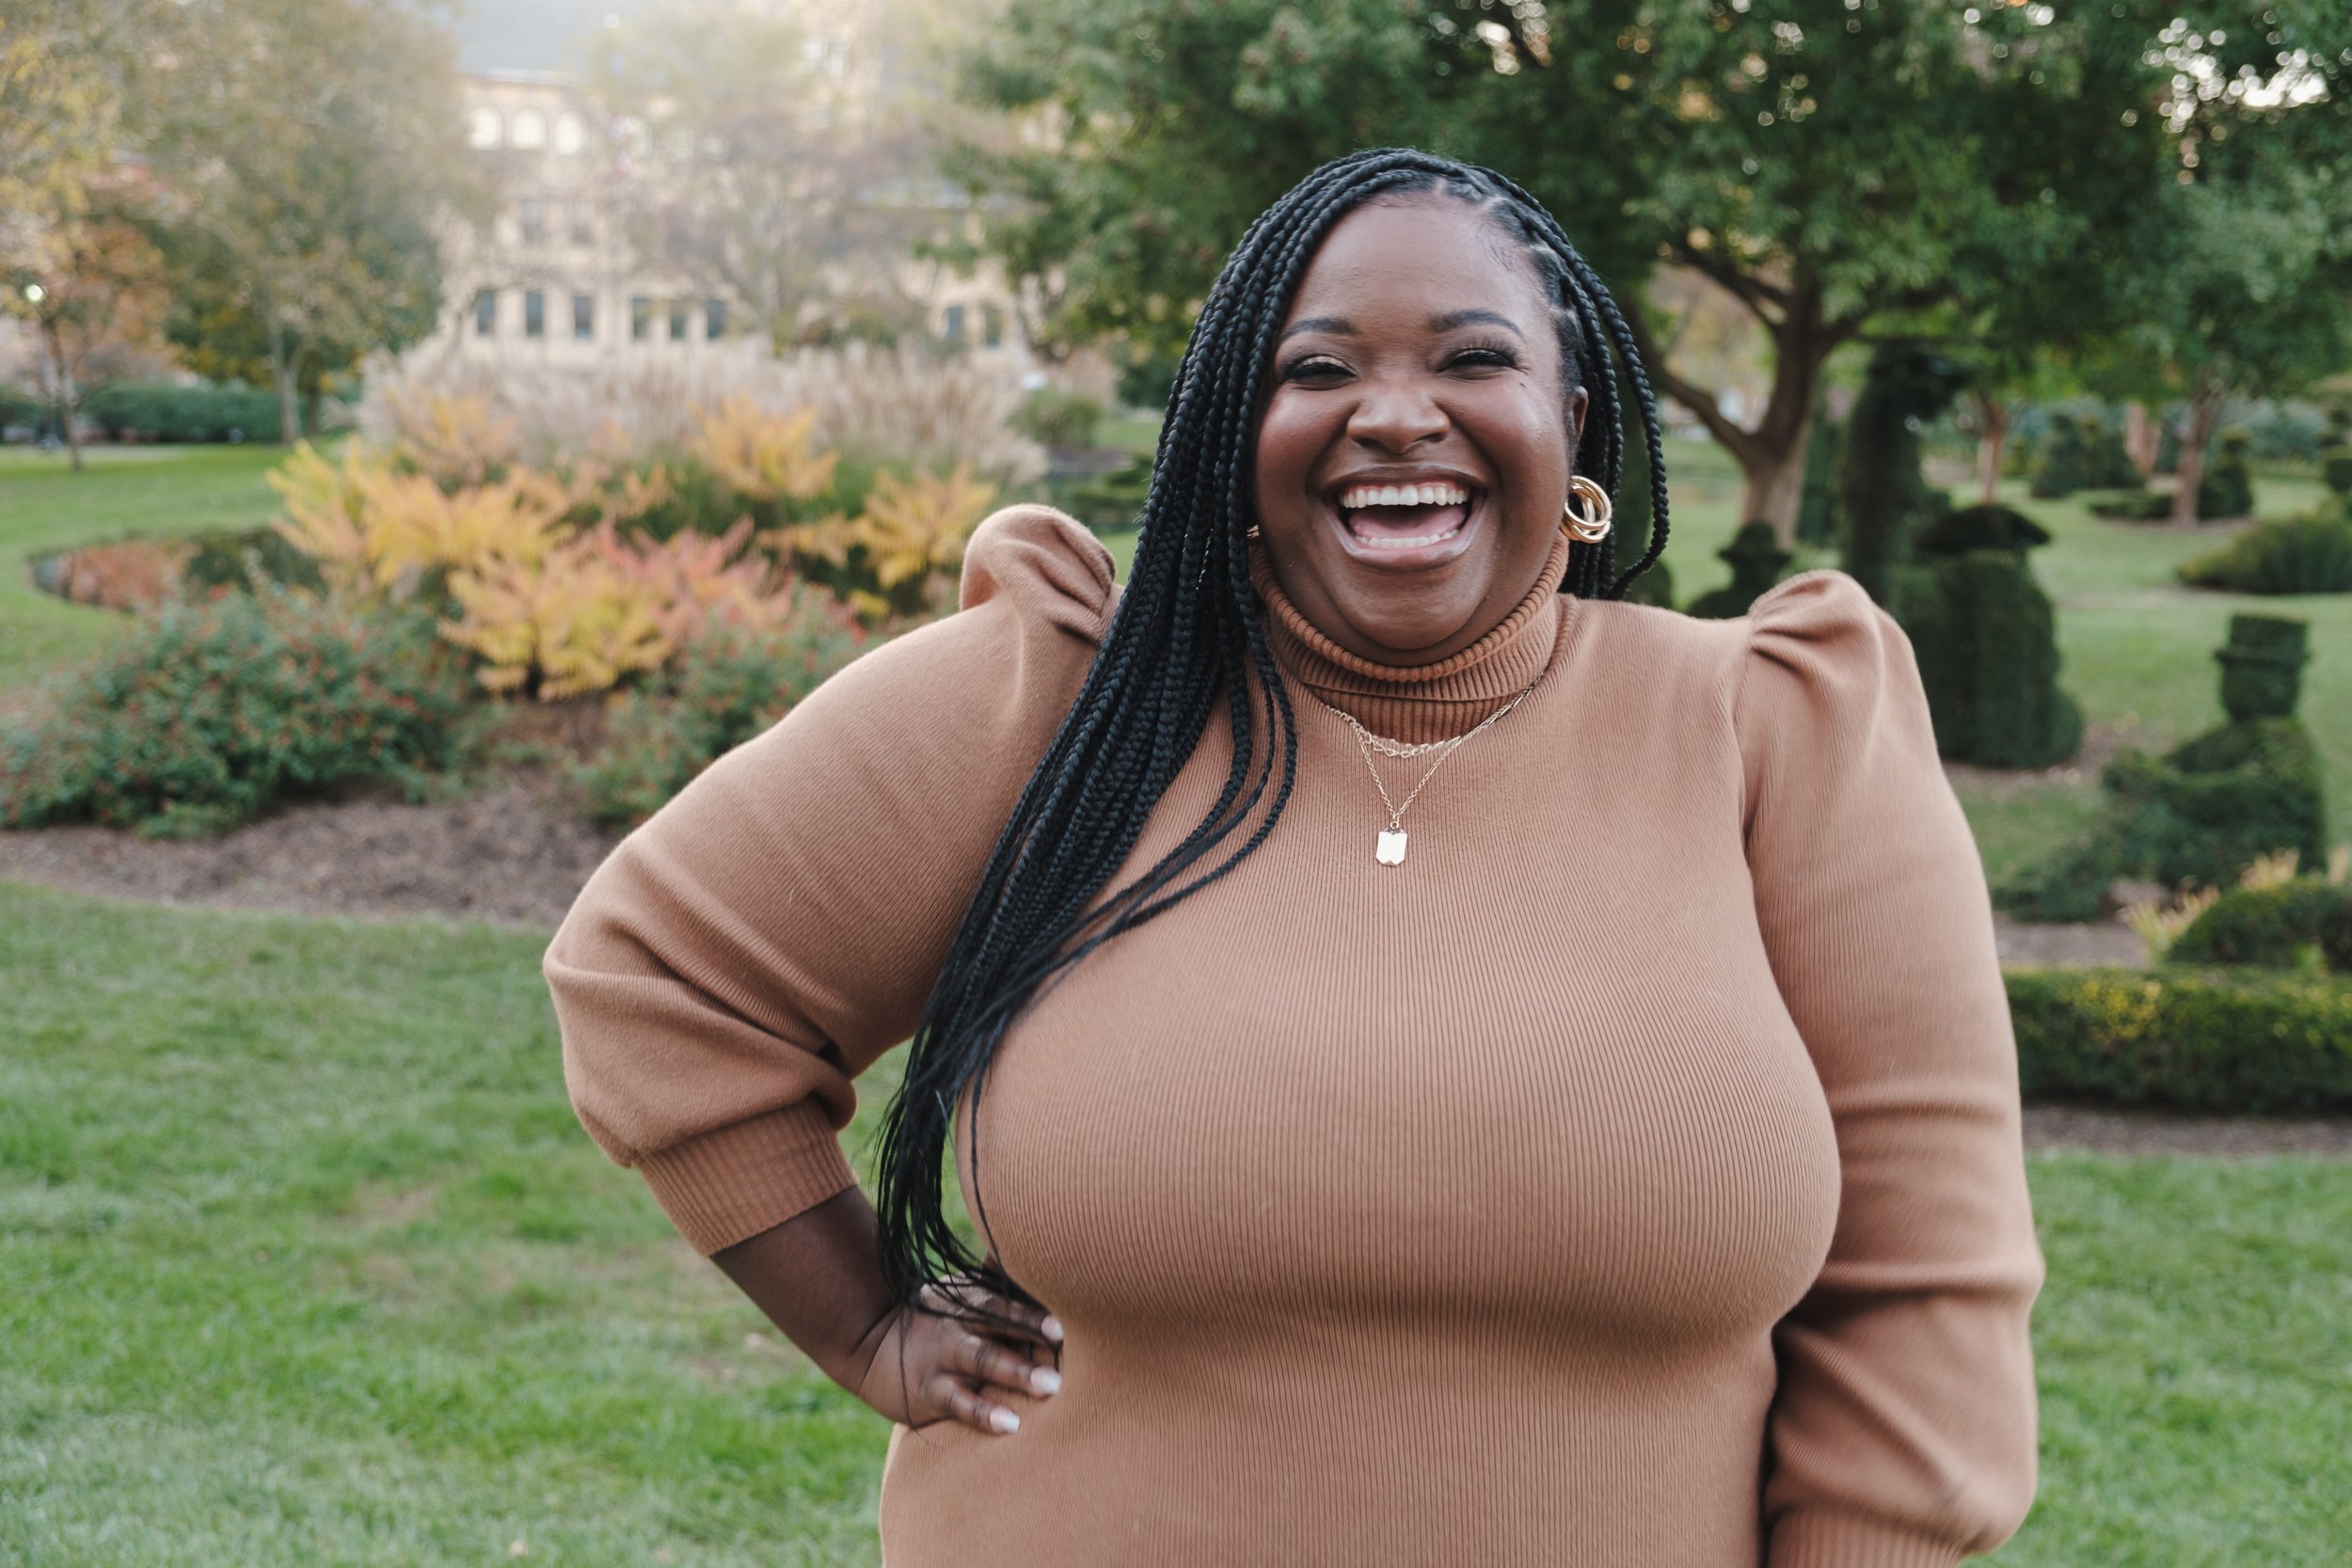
[{"left": 544, "top": 149, "right": 2042, "bottom": 1567}]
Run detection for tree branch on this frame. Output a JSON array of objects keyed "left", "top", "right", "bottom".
[
  {"left": 1619, "top": 288, "right": 1759, "bottom": 463},
  {"left": 1667, "top": 242, "right": 1790, "bottom": 326}
]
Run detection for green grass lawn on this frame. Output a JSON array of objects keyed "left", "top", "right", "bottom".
[
  {"left": 5, "top": 880, "right": 2347, "bottom": 1566},
  {"left": 0, "top": 445, "right": 287, "bottom": 690}
]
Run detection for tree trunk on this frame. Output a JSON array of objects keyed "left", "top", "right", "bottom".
[
  {"left": 1739, "top": 427, "right": 1814, "bottom": 539},
  {"left": 40, "top": 316, "right": 83, "bottom": 473},
  {"left": 268, "top": 316, "right": 300, "bottom": 444},
  {"left": 2169, "top": 372, "right": 2223, "bottom": 527},
  {"left": 1622, "top": 278, "right": 1836, "bottom": 547},
  {"left": 2122, "top": 400, "right": 2159, "bottom": 479},
  {"left": 1970, "top": 390, "right": 2010, "bottom": 505}
]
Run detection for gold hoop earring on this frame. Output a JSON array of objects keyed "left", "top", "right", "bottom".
[{"left": 1562, "top": 475, "right": 1613, "bottom": 545}]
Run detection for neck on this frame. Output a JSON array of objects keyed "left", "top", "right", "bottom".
[{"left": 1249, "top": 532, "right": 1573, "bottom": 746}]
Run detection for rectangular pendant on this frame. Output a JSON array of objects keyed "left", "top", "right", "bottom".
[{"left": 1375, "top": 828, "right": 1408, "bottom": 865}]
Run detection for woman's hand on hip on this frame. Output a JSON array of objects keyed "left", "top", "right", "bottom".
[{"left": 847, "top": 1281, "right": 1064, "bottom": 1434}]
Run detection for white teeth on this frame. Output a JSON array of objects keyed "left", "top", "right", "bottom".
[
  {"left": 1359, "top": 525, "right": 1462, "bottom": 549},
  {"left": 1338, "top": 481, "right": 1470, "bottom": 510}
]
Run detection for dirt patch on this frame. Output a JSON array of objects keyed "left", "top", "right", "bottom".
[
  {"left": 2025, "top": 1106, "right": 2352, "bottom": 1159},
  {"left": 0, "top": 768, "right": 619, "bottom": 929}
]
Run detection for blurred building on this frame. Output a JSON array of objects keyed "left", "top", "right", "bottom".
[{"left": 418, "top": 68, "right": 1040, "bottom": 378}]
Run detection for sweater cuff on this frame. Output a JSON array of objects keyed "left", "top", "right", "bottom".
[
  {"left": 1768, "top": 1512, "right": 1965, "bottom": 1568},
  {"left": 636, "top": 1099, "right": 860, "bottom": 1255}
]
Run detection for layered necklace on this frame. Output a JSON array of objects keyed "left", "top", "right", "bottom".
[{"left": 1305, "top": 677, "right": 1544, "bottom": 865}]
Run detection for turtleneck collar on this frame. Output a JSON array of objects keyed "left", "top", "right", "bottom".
[{"left": 1249, "top": 531, "right": 1573, "bottom": 746}]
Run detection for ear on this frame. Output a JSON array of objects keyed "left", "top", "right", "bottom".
[{"left": 1564, "top": 385, "right": 1590, "bottom": 467}]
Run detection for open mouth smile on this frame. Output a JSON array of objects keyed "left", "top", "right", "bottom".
[{"left": 1326, "top": 478, "right": 1482, "bottom": 567}]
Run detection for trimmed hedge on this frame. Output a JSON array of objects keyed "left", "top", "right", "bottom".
[
  {"left": 2168, "top": 878, "right": 2352, "bottom": 972},
  {"left": 2178, "top": 509, "right": 2352, "bottom": 594},
  {"left": 80, "top": 382, "right": 283, "bottom": 444},
  {"left": 2009, "top": 967, "right": 2352, "bottom": 1113}
]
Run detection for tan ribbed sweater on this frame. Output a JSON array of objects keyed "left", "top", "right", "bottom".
[{"left": 545, "top": 505, "right": 2042, "bottom": 1568}]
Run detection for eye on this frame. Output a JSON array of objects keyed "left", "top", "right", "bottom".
[
  {"left": 1278, "top": 352, "right": 1353, "bottom": 384},
  {"left": 1444, "top": 340, "right": 1522, "bottom": 372}
]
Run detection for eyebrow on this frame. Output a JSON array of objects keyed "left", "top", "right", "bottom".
[
  {"left": 1428, "top": 309, "right": 1523, "bottom": 338},
  {"left": 1278, "top": 308, "right": 1526, "bottom": 343}
]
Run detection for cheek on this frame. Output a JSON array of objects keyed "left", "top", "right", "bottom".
[{"left": 1252, "top": 392, "right": 1334, "bottom": 497}]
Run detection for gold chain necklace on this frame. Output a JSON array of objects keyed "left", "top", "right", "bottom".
[{"left": 1305, "top": 680, "right": 1541, "bottom": 865}]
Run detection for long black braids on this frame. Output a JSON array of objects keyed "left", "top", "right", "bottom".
[{"left": 872, "top": 148, "right": 1672, "bottom": 1324}]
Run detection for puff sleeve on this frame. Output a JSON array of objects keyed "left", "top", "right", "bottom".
[
  {"left": 1737, "top": 572, "right": 2044, "bottom": 1568},
  {"left": 543, "top": 506, "right": 1116, "bottom": 1255}
]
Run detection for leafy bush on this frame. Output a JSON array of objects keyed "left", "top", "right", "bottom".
[
  {"left": 0, "top": 588, "right": 475, "bottom": 837},
  {"left": 2080, "top": 414, "right": 2141, "bottom": 490},
  {"left": 2007, "top": 967, "right": 2352, "bottom": 1113},
  {"left": 575, "top": 603, "right": 864, "bottom": 828},
  {"left": 1011, "top": 387, "right": 1105, "bottom": 451},
  {"left": 2178, "top": 509, "right": 2352, "bottom": 594},
  {"left": 2168, "top": 878, "right": 2352, "bottom": 973},
  {"left": 2028, "top": 414, "right": 2085, "bottom": 499},
  {"left": 2088, "top": 490, "right": 2174, "bottom": 522},
  {"left": 81, "top": 381, "right": 283, "bottom": 444},
  {"left": 1901, "top": 533, "right": 2083, "bottom": 769}
]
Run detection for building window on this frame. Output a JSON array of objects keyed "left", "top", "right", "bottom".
[
  {"left": 705, "top": 299, "right": 726, "bottom": 341},
  {"left": 553, "top": 111, "right": 585, "bottom": 155},
  {"left": 511, "top": 108, "right": 548, "bottom": 150},
  {"left": 517, "top": 199, "right": 546, "bottom": 245},
  {"left": 471, "top": 289, "right": 496, "bottom": 337},
  {"left": 524, "top": 290, "right": 545, "bottom": 339},
  {"left": 629, "top": 296, "right": 651, "bottom": 341},
  {"left": 668, "top": 300, "right": 689, "bottom": 342},
  {"left": 942, "top": 304, "right": 966, "bottom": 347},
  {"left": 982, "top": 305, "right": 1004, "bottom": 350},
  {"left": 572, "top": 293, "right": 595, "bottom": 341},
  {"left": 466, "top": 106, "right": 502, "bottom": 149}
]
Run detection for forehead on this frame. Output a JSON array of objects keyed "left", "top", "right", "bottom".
[{"left": 1281, "top": 194, "right": 1548, "bottom": 326}]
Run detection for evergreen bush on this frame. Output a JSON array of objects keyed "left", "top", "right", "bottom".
[
  {"left": 80, "top": 382, "right": 283, "bottom": 444},
  {"left": 2317, "top": 448, "right": 2352, "bottom": 498},
  {"left": 2028, "top": 414, "right": 2086, "bottom": 499},
  {"left": 0, "top": 588, "right": 475, "bottom": 837},
  {"left": 1998, "top": 614, "right": 2325, "bottom": 919},
  {"left": 2178, "top": 509, "right": 2352, "bottom": 594},
  {"left": 2088, "top": 491, "right": 2175, "bottom": 522},
  {"left": 1794, "top": 409, "right": 1841, "bottom": 546},
  {"left": 2081, "top": 414, "right": 2141, "bottom": 490},
  {"left": 1900, "top": 505, "right": 2081, "bottom": 768},
  {"left": 1010, "top": 387, "right": 1105, "bottom": 451},
  {"left": 2167, "top": 878, "right": 2352, "bottom": 973},
  {"left": 1839, "top": 344, "right": 1966, "bottom": 606},
  {"left": 2007, "top": 968, "right": 2352, "bottom": 1113},
  {"left": 2195, "top": 430, "right": 2256, "bottom": 519},
  {"left": 1686, "top": 522, "right": 1790, "bottom": 620},
  {"left": 575, "top": 610, "right": 864, "bottom": 828}
]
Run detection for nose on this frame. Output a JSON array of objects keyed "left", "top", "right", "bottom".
[{"left": 1345, "top": 374, "right": 1447, "bottom": 453}]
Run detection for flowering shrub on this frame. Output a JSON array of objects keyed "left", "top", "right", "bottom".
[
  {"left": 574, "top": 596, "right": 865, "bottom": 828},
  {"left": 2007, "top": 967, "right": 2352, "bottom": 1113},
  {"left": 0, "top": 587, "right": 475, "bottom": 838}
]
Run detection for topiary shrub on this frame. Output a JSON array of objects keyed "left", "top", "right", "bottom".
[
  {"left": 1009, "top": 387, "right": 1105, "bottom": 451},
  {"left": 1685, "top": 521, "right": 1790, "bottom": 620},
  {"left": 2080, "top": 413, "right": 2141, "bottom": 490},
  {"left": 2007, "top": 967, "right": 2352, "bottom": 1113},
  {"left": 1899, "top": 505, "right": 2082, "bottom": 768},
  {"left": 2028, "top": 413, "right": 2086, "bottom": 499},
  {"left": 2166, "top": 877, "right": 2352, "bottom": 972},
  {"left": 0, "top": 587, "right": 476, "bottom": 837},
  {"left": 1998, "top": 613, "right": 2326, "bottom": 919},
  {"left": 574, "top": 608, "right": 864, "bottom": 829},
  {"left": 1795, "top": 408, "right": 1841, "bottom": 546},
  {"left": 2089, "top": 491, "right": 2175, "bottom": 522},
  {"left": 1839, "top": 344, "right": 1967, "bottom": 606},
  {"left": 2321, "top": 448, "right": 2352, "bottom": 498},
  {"left": 2195, "top": 429, "right": 2257, "bottom": 519},
  {"left": 2178, "top": 508, "right": 2352, "bottom": 594}
]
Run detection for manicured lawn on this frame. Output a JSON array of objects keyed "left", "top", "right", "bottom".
[
  {"left": 5, "top": 879, "right": 2348, "bottom": 1565},
  {"left": 0, "top": 445, "right": 287, "bottom": 691}
]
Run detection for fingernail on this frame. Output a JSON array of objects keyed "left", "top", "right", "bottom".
[
  {"left": 1030, "top": 1368, "right": 1062, "bottom": 1396},
  {"left": 1041, "top": 1315, "right": 1064, "bottom": 1342},
  {"left": 989, "top": 1407, "right": 1021, "bottom": 1433}
]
